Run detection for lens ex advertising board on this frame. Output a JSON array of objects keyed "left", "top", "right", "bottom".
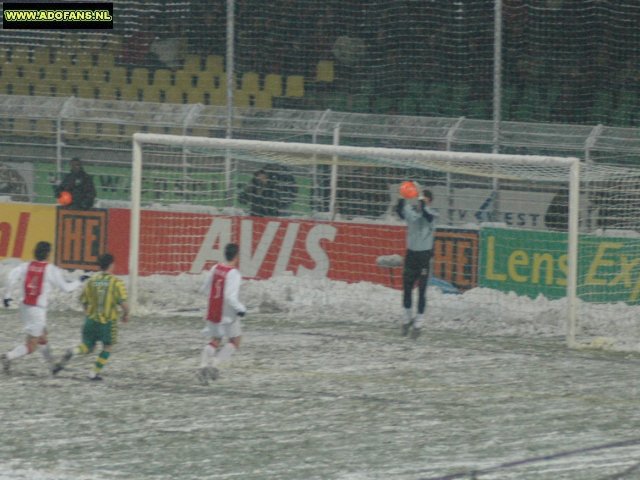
[{"left": 480, "top": 227, "right": 640, "bottom": 304}]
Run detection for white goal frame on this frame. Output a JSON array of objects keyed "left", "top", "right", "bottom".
[{"left": 131, "top": 133, "right": 581, "bottom": 346}]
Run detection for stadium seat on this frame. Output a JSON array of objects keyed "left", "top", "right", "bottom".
[
  {"left": 153, "top": 69, "right": 173, "bottom": 87},
  {"left": 107, "top": 66, "right": 128, "bottom": 87},
  {"left": 209, "top": 88, "right": 226, "bottom": 106},
  {"left": 8, "top": 46, "right": 30, "bottom": 66},
  {"left": 188, "top": 86, "right": 208, "bottom": 105},
  {"left": 263, "top": 73, "right": 283, "bottom": 97},
  {"left": 615, "top": 91, "right": 637, "bottom": 125},
  {"left": 130, "top": 67, "right": 150, "bottom": 87},
  {"left": 12, "top": 118, "right": 35, "bottom": 136},
  {"left": 32, "top": 47, "right": 54, "bottom": 67},
  {"left": 285, "top": 75, "right": 304, "bottom": 97},
  {"left": 316, "top": 60, "right": 334, "bottom": 83},
  {"left": 166, "top": 86, "right": 189, "bottom": 104},
  {"left": 204, "top": 54, "right": 224, "bottom": 74},
  {"left": 76, "top": 52, "right": 97, "bottom": 69},
  {"left": 198, "top": 71, "right": 228, "bottom": 91},
  {"left": 254, "top": 91, "right": 272, "bottom": 109},
  {"left": 233, "top": 89, "right": 250, "bottom": 107},
  {"left": 144, "top": 84, "right": 168, "bottom": 103},
  {"left": 183, "top": 54, "right": 202, "bottom": 72},
  {"left": 119, "top": 83, "right": 143, "bottom": 102},
  {"left": 95, "top": 51, "right": 115, "bottom": 68},
  {"left": 35, "top": 118, "right": 56, "bottom": 138},
  {"left": 175, "top": 70, "right": 198, "bottom": 89},
  {"left": 241, "top": 71, "right": 260, "bottom": 94}
]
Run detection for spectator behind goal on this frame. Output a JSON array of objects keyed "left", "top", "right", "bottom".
[{"left": 54, "top": 158, "right": 96, "bottom": 210}]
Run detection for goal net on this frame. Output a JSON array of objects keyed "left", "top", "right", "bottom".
[{"left": 134, "top": 133, "right": 640, "bottom": 347}]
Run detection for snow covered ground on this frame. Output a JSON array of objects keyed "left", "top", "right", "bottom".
[{"left": 1, "top": 263, "right": 640, "bottom": 479}]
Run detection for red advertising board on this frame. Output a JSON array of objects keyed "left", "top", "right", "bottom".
[{"left": 107, "top": 208, "right": 478, "bottom": 290}]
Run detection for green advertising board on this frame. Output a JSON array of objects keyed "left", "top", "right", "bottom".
[{"left": 480, "top": 227, "right": 640, "bottom": 304}]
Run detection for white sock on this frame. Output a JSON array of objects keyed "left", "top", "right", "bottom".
[
  {"left": 214, "top": 343, "right": 237, "bottom": 364},
  {"left": 403, "top": 308, "right": 413, "bottom": 324},
  {"left": 414, "top": 314, "right": 425, "bottom": 329},
  {"left": 39, "top": 344, "right": 53, "bottom": 364},
  {"left": 200, "top": 344, "right": 216, "bottom": 368},
  {"left": 7, "top": 344, "right": 29, "bottom": 361}
]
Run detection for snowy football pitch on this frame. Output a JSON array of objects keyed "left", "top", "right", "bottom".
[{"left": 1, "top": 309, "right": 640, "bottom": 480}]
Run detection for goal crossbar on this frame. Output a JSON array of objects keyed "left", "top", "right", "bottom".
[{"left": 131, "top": 133, "right": 581, "bottom": 346}]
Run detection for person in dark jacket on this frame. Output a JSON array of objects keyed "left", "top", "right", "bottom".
[
  {"left": 54, "top": 158, "right": 96, "bottom": 210},
  {"left": 239, "top": 169, "right": 280, "bottom": 217}
]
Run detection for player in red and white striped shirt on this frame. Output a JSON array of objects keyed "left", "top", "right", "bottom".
[
  {"left": 197, "top": 243, "right": 246, "bottom": 385},
  {"left": 1, "top": 241, "right": 84, "bottom": 374}
]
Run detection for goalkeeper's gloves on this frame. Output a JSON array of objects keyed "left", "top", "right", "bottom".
[
  {"left": 3, "top": 298, "right": 11, "bottom": 308},
  {"left": 395, "top": 199, "right": 406, "bottom": 219},
  {"left": 237, "top": 310, "right": 246, "bottom": 317}
]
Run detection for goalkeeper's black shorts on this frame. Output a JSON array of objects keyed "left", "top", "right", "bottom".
[{"left": 403, "top": 249, "right": 433, "bottom": 284}]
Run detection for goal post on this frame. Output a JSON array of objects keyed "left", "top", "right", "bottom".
[{"left": 129, "top": 133, "right": 590, "bottom": 346}]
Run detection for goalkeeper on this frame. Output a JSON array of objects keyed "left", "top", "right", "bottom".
[
  {"left": 395, "top": 189, "right": 438, "bottom": 339},
  {"left": 52, "top": 253, "right": 129, "bottom": 381}
]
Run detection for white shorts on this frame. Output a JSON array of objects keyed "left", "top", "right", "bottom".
[
  {"left": 19, "top": 304, "right": 47, "bottom": 337},
  {"left": 201, "top": 319, "right": 242, "bottom": 340}
]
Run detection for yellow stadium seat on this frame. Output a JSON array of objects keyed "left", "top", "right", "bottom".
[
  {"left": 75, "top": 52, "right": 96, "bottom": 69},
  {"left": 285, "top": 75, "right": 304, "bottom": 97},
  {"left": 254, "top": 91, "right": 272, "bottom": 109},
  {"left": 130, "top": 67, "right": 150, "bottom": 87},
  {"left": 143, "top": 84, "right": 168, "bottom": 103},
  {"left": 95, "top": 51, "right": 115, "bottom": 68},
  {"left": 9, "top": 47, "right": 30, "bottom": 65},
  {"left": 107, "top": 66, "right": 128, "bottom": 86},
  {"left": 35, "top": 119, "right": 56, "bottom": 138},
  {"left": 233, "top": 90, "right": 250, "bottom": 107},
  {"left": 204, "top": 54, "right": 224, "bottom": 74},
  {"left": 183, "top": 54, "right": 202, "bottom": 72},
  {"left": 241, "top": 72, "right": 259, "bottom": 94},
  {"left": 175, "top": 70, "right": 198, "bottom": 89},
  {"left": 118, "top": 84, "right": 143, "bottom": 102},
  {"left": 33, "top": 47, "right": 54, "bottom": 67},
  {"left": 263, "top": 73, "right": 283, "bottom": 97},
  {"left": 198, "top": 71, "right": 228, "bottom": 91},
  {"left": 12, "top": 118, "right": 34, "bottom": 136},
  {"left": 6, "top": 80, "right": 32, "bottom": 96},
  {"left": 316, "top": 60, "right": 334, "bottom": 82},
  {"left": 153, "top": 69, "right": 173, "bottom": 87},
  {"left": 209, "top": 88, "right": 226, "bottom": 106},
  {"left": 166, "top": 86, "right": 188, "bottom": 104}
]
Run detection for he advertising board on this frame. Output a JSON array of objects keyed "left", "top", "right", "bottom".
[{"left": 55, "top": 208, "right": 108, "bottom": 271}]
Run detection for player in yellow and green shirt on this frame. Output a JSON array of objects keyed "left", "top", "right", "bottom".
[{"left": 52, "top": 253, "right": 129, "bottom": 381}]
